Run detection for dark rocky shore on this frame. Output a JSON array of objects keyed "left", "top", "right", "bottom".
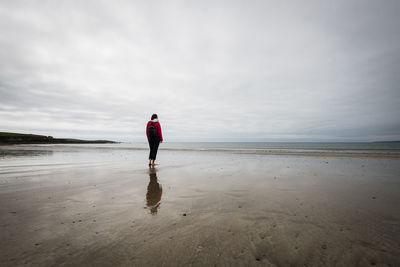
[{"left": 0, "top": 132, "right": 116, "bottom": 144}]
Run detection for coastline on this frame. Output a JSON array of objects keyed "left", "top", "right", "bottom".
[{"left": 0, "top": 132, "right": 116, "bottom": 145}]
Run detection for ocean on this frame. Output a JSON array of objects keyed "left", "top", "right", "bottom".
[
  {"left": 130, "top": 141, "right": 400, "bottom": 151},
  {"left": 2, "top": 142, "right": 399, "bottom": 161}
]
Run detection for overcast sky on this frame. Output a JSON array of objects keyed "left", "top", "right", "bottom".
[{"left": 0, "top": 0, "right": 399, "bottom": 142}]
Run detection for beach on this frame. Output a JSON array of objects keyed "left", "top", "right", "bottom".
[{"left": 1, "top": 144, "right": 399, "bottom": 266}]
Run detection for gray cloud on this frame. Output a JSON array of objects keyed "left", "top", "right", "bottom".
[{"left": 0, "top": 0, "right": 399, "bottom": 141}]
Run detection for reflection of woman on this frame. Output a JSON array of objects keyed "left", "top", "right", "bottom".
[{"left": 146, "top": 167, "right": 162, "bottom": 214}]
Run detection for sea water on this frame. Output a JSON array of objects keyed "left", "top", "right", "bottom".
[{"left": 1, "top": 142, "right": 400, "bottom": 166}]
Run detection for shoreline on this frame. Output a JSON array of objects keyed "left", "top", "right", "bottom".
[
  {"left": 0, "top": 150, "right": 400, "bottom": 266},
  {"left": 1, "top": 143, "right": 400, "bottom": 159},
  {"left": 232, "top": 150, "right": 400, "bottom": 158},
  {"left": 0, "top": 146, "right": 399, "bottom": 266}
]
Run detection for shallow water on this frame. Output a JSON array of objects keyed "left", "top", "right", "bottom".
[
  {"left": 1, "top": 145, "right": 400, "bottom": 266},
  {"left": 1, "top": 141, "right": 400, "bottom": 160}
]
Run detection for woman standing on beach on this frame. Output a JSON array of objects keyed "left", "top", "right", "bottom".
[{"left": 146, "top": 114, "right": 163, "bottom": 166}]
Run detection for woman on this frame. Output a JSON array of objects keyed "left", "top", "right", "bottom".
[{"left": 146, "top": 114, "right": 163, "bottom": 166}]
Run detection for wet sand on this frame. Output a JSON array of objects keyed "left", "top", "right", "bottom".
[{"left": 0, "top": 146, "right": 400, "bottom": 266}]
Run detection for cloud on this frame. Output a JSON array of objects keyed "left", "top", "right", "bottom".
[{"left": 0, "top": 0, "right": 399, "bottom": 141}]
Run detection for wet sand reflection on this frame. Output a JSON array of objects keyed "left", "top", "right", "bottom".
[{"left": 146, "top": 167, "right": 162, "bottom": 214}]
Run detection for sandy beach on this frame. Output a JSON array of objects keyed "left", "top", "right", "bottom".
[{"left": 1, "top": 145, "right": 399, "bottom": 266}]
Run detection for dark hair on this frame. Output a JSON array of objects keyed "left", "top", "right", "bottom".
[{"left": 151, "top": 114, "right": 158, "bottom": 120}]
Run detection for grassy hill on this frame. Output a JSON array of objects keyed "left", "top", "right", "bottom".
[{"left": 0, "top": 132, "right": 116, "bottom": 144}]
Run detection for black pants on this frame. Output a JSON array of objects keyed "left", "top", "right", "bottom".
[{"left": 148, "top": 137, "right": 160, "bottom": 160}]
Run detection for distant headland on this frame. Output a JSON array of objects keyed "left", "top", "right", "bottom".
[{"left": 0, "top": 132, "right": 117, "bottom": 144}]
